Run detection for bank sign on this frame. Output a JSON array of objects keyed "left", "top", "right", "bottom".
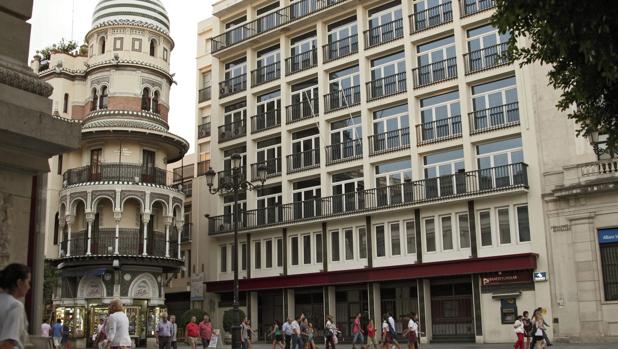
[{"left": 598, "top": 228, "right": 618, "bottom": 244}]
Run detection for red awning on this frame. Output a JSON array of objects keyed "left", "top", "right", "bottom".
[{"left": 205, "top": 253, "right": 537, "bottom": 293}]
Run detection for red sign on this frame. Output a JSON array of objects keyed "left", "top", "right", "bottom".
[{"left": 481, "top": 270, "right": 532, "bottom": 286}]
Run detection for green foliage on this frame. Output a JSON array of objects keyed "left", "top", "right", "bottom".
[
  {"left": 222, "top": 309, "right": 245, "bottom": 333},
  {"left": 43, "top": 261, "right": 58, "bottom": 314},
  {"left": 492, "top": 0, "right": 618, "bottom": 153},
  {"left": 36, "top": 38, "right": 79, "bottom": 60},
  {"left": 179, "top": 309, "right": 206, "bottom": 328}
]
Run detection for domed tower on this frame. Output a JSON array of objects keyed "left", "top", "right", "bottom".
[{"left": 36, "top": 1, "right": 188, "bottom": 346}]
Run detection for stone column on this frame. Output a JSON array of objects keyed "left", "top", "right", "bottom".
[
  {"left": 58, "top": 218, "right": 65, "bottom": 257},
  {"left": 142, "top": 213, "right": 151, "bottom": 255},
  {"left": 85, "top": 212, "right": 95, "bottom": 255},
  {"left": 164, "top": 216, "right": 173, "bottom": 257},
  {"left": 175, "top": 220, "right": 184, "bottom": 259},
  {"left": 114, "top": 211, "right": 122, "bottom": 254},
  {"left": 65, "top": 215, "right": 74, "bottom": 256}
]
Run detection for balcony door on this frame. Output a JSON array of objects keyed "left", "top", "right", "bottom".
[
  {"left": 466, "top": 24, "right": 510, "bottom": 70},
  {"left": 332, "top": 171, "right": 364, "bottom": 213},
  {"left": 368, "top": 2, "right": 403, "bottom": 44},
  {"left": 142, "top": 149, "right": 156, "bottom": 183},
  {"left": 419, "top": 91, "right": 461, "bottom": 141},
  {"left": 292, "top": 179, "right": 321, "bottom": 219},
  {"left": 290, "top": 83, "right": 318, "bottom": 120},
  {"left": 256, "top": 91, "right": 281, "bottom": 130},
  {"left": 416, "top": 36, "right": 456, "bottom": 85},
  {"left": 370, "top": 51, "right": 405, "bottom": 98},
  {"left": 328, "top": 66, "right": 360, "bottom": 108},
  {"left": 372, "top": 104, "right": 409, "bottom": 152},
  {"left": 256, "top": 138, "right": 282, "bottom": 176},
  {"left": 291, "top": 130, "right": 319, "bottom": 171},
  {"left": 423, "top": 148, "right": 465, "bottom": 199},
  {"left": 257, "top": 186, "right": 283, "bottom": 225},
  {"left": 90, "top": 148, "right": 102, "bottom": 181},
  {"left": 330, "top": 116, "right": 362, "bottom": 161},
  {"left": 290, "top": 34, "right": 317, "bottom": 69},
  {"left": 471, "top": 76, "right": 518, "bottom": 130},
  {"left": 476, "top": 137, "right": 523, "bottom": 189},
  {"left": 256, "top": 47, "right": 280, "bottom": 83},
  {"left": 327, "top": 19, "right": 357, "bottom": 57},
  {"left": 375, "top": 159, "right": 412, "bottom": 206}
]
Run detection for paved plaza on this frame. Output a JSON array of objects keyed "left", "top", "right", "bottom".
[{"left": 166, "top": 343, "right": 617, "bottom": 349}]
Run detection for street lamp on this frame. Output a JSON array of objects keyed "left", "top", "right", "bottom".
[{"left": 204, "top": 153, "right": 267, "bottom": 349}]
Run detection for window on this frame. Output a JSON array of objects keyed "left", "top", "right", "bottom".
[
  {"left": 113, "top": 37, "right": 123, "bottom": 51},
  {"left": 441, "top": 216, "right": 453, "bottom": 250},
  {"left": 276, "top": 238, "right": 283, "bottom": 267},
  {"left": 152, "top": 91, "right": 160, "bottom": 114},
  {"left": 479, "top": 210, "right": 492, "bottom": 246},
  {"left": 599, "top": 229, "right": 618, "bottom": 301},
  {"left": 328, "top": 65, "right": 360, "bottom": 108},
  {"left": 99, "top": 36, "right": 106, "bottom": 54},
  {"left": 471, "top": 76, "right": 519, "bottom": 130},
  {"left": 423, "top": 148, "right": 465, "bottom": 198},
  {"left": 497, "top": 207, "right": 511, "bottom": 244},
  {"left": 329, "top": 115, "right": 362, "bottom": 162},
  {"left": 241, "top": 243, "right": 247, "bottom": 271},
  {"left": 292, "top": 177, "right": 321, "bottom": 219},
  {"left": 142, "top": 88, "right": 151, "bottom": 111},
  {"left": 265, "top": 239, "right": 273, "bottom": 268},
  {"left": 57, "top": 154, "right": 63, "bottom": 175},
  {"left": 132, "top": 38, "right": 142, "bottom": 52},
  {"left": 99, "top": 86, "right": 108, "bottom": 109},
  {"left": 291, "top": 236, "right": 299, "bottom": 266},
  {"left": 257, "top": 184, "right": 282, "bottom": 225},
  {"left": 376, "top": 225, "right": 385, "bottom": 257},
  {"left": 150, "top": 39, "right": 157, "bottom": 57},
  {"left": 476, "top": 137, "right": 524, "bottom": 189},
  {"left": 331, "top": 230, "right": 340, "bottom": 261},
  {"left": 419, "top": 90, "right": 461, "bottom": 141},
  {"left": 375, "top": 159, "right": 413, "bottom": 205},
  {"left": 303, "top": 234, "right": 312, "bottom": 264},
  {"left": 416, "top": 35, "right": 456, "bottom": 82},
  {"left": 315, "top": 233, "right": 323, "bottom": 264},
  {"left": 425, "top": 218, "right": 436, "bottom": 252},
  {"left": 63, "top": 93, "right": 69, "bottom": 113},
  {"left": 91, "top": 88, "right": 98, "bottom": 111},
  {"left": 390, "top": 222, "right": 401, "bottom": 256},
  {"left": 372, "top": 104, "right": 410, "bottom": 153},
  {"left": 163, "top": 48, "right": 168, "bottom": 61},
  {"left": 254, "top": 241, "right": 262, "bottom": 269},
  {"left": 405, "top": 220, "right": 416, "bottom": 254},
  {"left": 344, "top": 228, "right": 354, "bottom": 260},
  {"left": 516, "top": 205, "right": 530, "bottom": 242},
  {"left": 358, "top": 227, "right": 367, "bottom": 259},
  {"left": 458, "top": 213, "right": 470, "bottom": 248},
  {"left": 220, "top": 245, "right": 227, "bottom": 272}
]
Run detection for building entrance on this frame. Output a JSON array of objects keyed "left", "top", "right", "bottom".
[
  {"left": 335, "top": 284, "right": 368, "bottom": 337},
  {"left": 430, "top": 279, "right": 474, "bottom": 342},
  {"left": 295, "top": 287, "right": 324, "bottom": 332},
  {"left": 258, "top": 289, "right": 284, "bottom": 341}
]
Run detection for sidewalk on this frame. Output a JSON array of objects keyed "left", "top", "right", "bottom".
[{"left": 165, "top": 342, "right": 617, "bottom": 349}]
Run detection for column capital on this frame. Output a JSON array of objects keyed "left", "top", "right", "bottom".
[
  {"left": 65, "top": 215, "right": 74, "bottom": 224},
  {"left": 142, "top": 212, "right": 151, "bottom": 224},
  {"left": 85, "top": 212, "right": 96, "bottom": 223},
  {"left": 113, "top": 211, "right": 122, "bottom": 222},
  {"left": 163, "top": 215, "right": 173, "bottom": 225},
  {"left": 175, "top": 220, "right": 184, "bottom": 230}
]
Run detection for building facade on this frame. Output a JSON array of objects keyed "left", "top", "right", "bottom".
[
  {"left": 36, "top": 0, "right": 189, "bottom": 346},
  {"left": 197, "top": 0, "right": 568, "bottom": 344}
]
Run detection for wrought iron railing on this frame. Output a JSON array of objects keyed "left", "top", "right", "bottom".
[
  {"left": 468, "top": 102, "right": 519, "bottom": 134},
  {"left": 324, "top": 86, "right": 361, "bottom": 113},
  {"left": 366, "top": 73, "right": 407, "bottom": 101},
  {"left": 285, "top": 48, "right": 318, "bottom": 75},
  {"left": 198, "top": 86, "right": 211, "bottom": 103},
  {"left": 410, "top": 2, "right": 453, "bottom": 33},
  {"left": 464, "top": 42, "right": 510, "bottom": 74},
  {"left": 286, "top": 98, "right": 319, "bottom": 124},
  {"left": 412, "top": 57, "right": 458, "bottom": 87},
  {"left": 364, "top": 18, "right": 404, "bottom": 49},
  {"left": 218, "top": 118, "right": 247, "bottom": 142},
  {"left": 63, "top": 164, "right": 168, "bottom": 186},
  {"left": 208, "top": 163, "right": 529, "bottom": 234},
  {"left": 251, "top": 109, "right": 281, "bottom": 133},
  {"left": 326, "top": 139, "right": 363, "bottom": 165},
  {"left": 323, "top": 35, "right": 359, "bottom": 63},
  {"left": 460, "top": 0, "right": 496, "bottom": 17},
  {"left": 287, "top": 149, "right": 320, "bottom": 173},
  {"left": 217, "top": 167, "right": 247, "bottom": 188},
  {"left": 251, "top": 158, "right": 282, "bottom": 181},
  {"left": 219, "top": 74, "right": 247, "bottom": 98},
  {"left": 251, "top": 62, "right": 281, "bottom": 87},
  {"left": 368, "top": 128, "right": 411, "bottom": 155},
  {"left": 198, "top": 122, "right": 211, "bottom": 139},
  {"left": 416, "top": 116, "right": 462, "bottom": 145}
]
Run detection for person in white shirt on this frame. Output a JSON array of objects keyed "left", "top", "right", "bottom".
[
  {"left": 41, "top": 320, "right": 51, "bottom": 337},
  {"left": 387, "top": 313, "right": 401, "bottom": 349},
  {"left": 106, "top": 299, "right": 132, "bottom": 349},
  {"left": 513, "top": 315, "right": 525, "bottom": 349},
  {"left": 0, "top": 263, "right": 31, "bottom": 349},
  {"left": 404, "top": 313, "right": 418, "bottom": 349}
]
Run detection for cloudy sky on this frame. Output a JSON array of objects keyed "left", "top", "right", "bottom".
[{"left": 28, "top": 0, "right": 213, "bottom": 153}]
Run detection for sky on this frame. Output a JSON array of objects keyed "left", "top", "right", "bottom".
[{"left": 28, "top": 0, "right": 213, "bottom": 153}]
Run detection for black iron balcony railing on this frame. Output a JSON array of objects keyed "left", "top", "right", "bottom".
[
  {"left": 63, "top": 163, "right": 168, "bottom": 187},
  {"left": 368, "top": 127, "right": 411, "bottom": 156},
  {"left": 410, "top": 2, "right": 453, "bottom": 33},
  {"left": 198, "top": 86, "right": 211, "bottom": 103},
  {"left": 218, "top": 119, "right": 247, "bottom": 142},
  {"left": 197, "top": 160, "right": 211, "bottom": 176},
  {"left": 412, "top": 57, "right": 458, "bottom": 88},
  {"left": 285, "top": 48, "right": 318, "bottom": 75},
  {"left": 469, "top": 102, "right": 520, "bottom": 134},
  {"left": 219, "top": 74, "right": 247, "bottom": 98},
  {"left": 251, "top": 158, "right": 282, "bottom": 181},
  {"left": 323, "top": 35, "right": 359, "bottom": 63},
  {"left": 198, "top": 122, "right": 211, "bottom": 139},
  {"left": 287, "top": 148, "right": 320, "bottom": 173},
  {"left": 366, "top": 72, "right": 407, "bottom": 101},
  {"left": 251, "top": 62, "right": 281, "bottom": 87},
  {"left": 326, "top": 139, "right": 363, "bottom": 165},
  {"left": 364, "top": 18, "right": 404, "bottom": 49},
  {"left": 416, "top": 116, "right": 462, "bottom": 145},
  {"left": 181, "top": 223, "right": 192, "bottom": 242},
  {"left": 211, "top": 0, "right": 347, "bottom": 53},
  {"left": 464, "top": 42, "right": 510, "bottom": 74},
  {"left": 208, "top": 163, "right": 529, "bottom": 234},
  {"left": 251, "top": 109, "right": 281, "bottom": 133},
  {"left": 217, "top": 167, "right": 248, "bottom": 188},
  {"left": 324, "top": 86, "right": 361, "bottom": 113},
  {"left": 460, "top": 0, "right": 496, "bottom": 17},
  {"left": 286, "top": 98, "right": 319, "bottom": 124}
]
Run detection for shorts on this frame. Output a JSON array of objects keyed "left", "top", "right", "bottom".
[
  {"left": 383, "top": 333, "right": 393, "bottom": 344},
  {"left": 406, "top": 332, "right": 417, "bottom": 342},
  {"left": 275, "top": 335, "right": 283, "bottom": 342},
  {"left": 534, "top": 336, "right": 544, "bottom": 341},
  {"left": 53, "top": 337, "right": 61, "bottom": 347}
]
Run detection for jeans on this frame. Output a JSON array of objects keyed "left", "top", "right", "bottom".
[
  {"left": 158, "top": 336, "right": 172, "bottom": 349},
  {"left": 171, "top": 341, "right": 177, "bottom": 349},
  {"left": 202, "top": 339, "right": 210, "bottom": 348},
  {"left": 285, "top": 336, "right": 291, "bottom": 349},
  {"left": 324, "top": 335, "right": 336, "bottom": 349},
  {"left": 293, "top": 335, "right": 304, "bottom": 349},
  {"left": 352, "top": 332, "right": 365, "bottom": 345}
]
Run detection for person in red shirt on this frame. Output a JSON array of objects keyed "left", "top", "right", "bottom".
[
  {"left": 366, "top": 319, "right": 377, "bottom": 349},
  {"left": 185, "top": 316, "right": 200, "bottom": 349},
  {"left": 199, "top": 314, "right": 213, "bottom": 348}
]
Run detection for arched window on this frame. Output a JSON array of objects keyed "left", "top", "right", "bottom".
[
  {"left": 63, "top": 93, "right": 69, "bottom": 113},
  {"left": 99, "top": 86, "right": 108, "bottom": 109},
  {"left": 91, "top": 88, "right": 98, "bottom": 111},
  {"left": 149, "top": 39, "right": 156, "bottom": 57},
  {"left": 152, "top": 91, "right": 160, "bottom": 114},
  {"left": 100, "top": 37, "right": 106, "bottom": 54},
  {"left": 141, "top": 87, "right": 151, "bottom": 111}
]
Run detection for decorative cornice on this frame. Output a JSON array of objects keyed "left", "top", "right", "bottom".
[
  {"left": 0, "top": 59, "right": 53, "bottom": 97},
  {"left": 86, "top": 58, "right": 172, "bottom": 79},
  {"left": 83, "top": 109, "right": 168, "bottom": 129},
  {"left": 63, "top": 180, "right": 184, "bottom": 193},
  {"left": 86, "top": 19, "right": 174, "bottom": 49}
]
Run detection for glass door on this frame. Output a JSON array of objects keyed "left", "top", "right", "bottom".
[
  {"left": 293, "top": 184, "right": 321, "bottom": 219},
  {"left": 141, "top": 149, "right": 155, "bottom": 183},
  {"left": 368, "top": 4, "right": 403, "bottom": 45},
  {"left": 423, "top": 149, "right": 465, "bottom": 199},
  {"left": 90, "top": 148, "right": 102, "bottom": 181},
  {"left": 332, "top": 172, "right": 364, "bottom": 213}
]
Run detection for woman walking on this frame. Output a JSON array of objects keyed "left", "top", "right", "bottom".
[
  {"left": 271, "top": 320, "right": 285, "bottom": 349},
  {"left": 404, "top": 313, "right": 418, "bottom": 349},
  {"left": 513, "top": 315, "right": 525, "bottom": 349},
  {"left": 366, "top": 319, "right": 377, "bottom": 349},
  {"left": 324, "top": 315, "right": 337, "bottom": 349},
  {"left": 532, "top": 313, "right": 546, "bottom": 349},
  {"left": 106, "top": 299, "right": 132, "bottom": 349},
  {"left": 381, "top": 316, "right": 392, "bottom": 349},
  {"left": 351, "top": 313, "right": 365, "bottom": 349},
  {"left": 306, "top": 323, "right": 318, "bottom": 349},
  {"left": 0, "top": 263, "right": 31, "bottom": 349},
  {"left": 522, "top": 311, "right": 532, "bottom": 349}
]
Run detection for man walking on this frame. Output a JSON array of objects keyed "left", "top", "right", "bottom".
[
  {"left": 199, "top": 314, "right": 213, "bottom": 348},
  {"left": 52, "top": 319, "right": 63, "bottom": 349},
  {"left": 282, "top": 317, "right": 293, "bottom": 349},
  {"left": 387, "top": 313, "right": 401, "bottom": 349},
  {"left": 155, "top": 313, "right": 173, "bottom": 349},
  {"left": 169, "top": 315, "right": 178, "bottom": 349}
]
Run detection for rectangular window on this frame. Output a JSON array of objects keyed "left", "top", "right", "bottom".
[
  {"left": 516, "top": 205, "right": 531, "bottom": 242},
  {"left": 425, "top": 218, "right": 436, "bottom": 252},
  {"left": 458, "top": 213, "right": 470, "bottom": 248},
  {"left": 376, "top": 225, "right": 386, "bottom": 257},
  {"left": 220, "top": 245, "right": 227, "bottom": 272},
  {"left": 358, "top": 227, "right": 367, "bottom": 259},
  {"left": 331, "top": 230, "right": 340, "bottom": 261},
  {"left": 276, "top": 238, "right": 283, "bottom": 267},
  {"left": 497, "top": 207, "right": 511, "bottom": 244},
  {"left": 480, "top": 210, "right": 492, "bottom": 246},
  {"left": 254, "top": 241, "right": 262, "bottom": 269},
  {"left": 266, "top": 239, "right": 273, "bottom": 268},
  {"left": 390, "top": 222, "right": 401, "bottom": 256},
  {"left": 303, "top": 234, "right": 312, "bottom": 264},
  {"left": 405, "top": 220, "right": 416, "bottom": 254},
  {"left": 441, "top": 216, "right": 453, "bottom": 250},
  {"left": 600, "top": 232, "right": 618, "bottom": 301},
  {"left": 241, "top": 243, "right": 247, "bottom": 271},
  {"left": 345, "top": 228, "right": 354, "bottom": 260},
  {"left": 315, "top": 233, "right": 323, "bottom": 263},
  {"left": 57, "top": 154, "right": 63, "bottom": 175},
  {"left": 291, "top": 236, "right": 299, "bottom": 266}
]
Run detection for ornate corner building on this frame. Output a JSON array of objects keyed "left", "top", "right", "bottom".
[{"left": 34, "top": 1, "right": 189, "bottom": 346}]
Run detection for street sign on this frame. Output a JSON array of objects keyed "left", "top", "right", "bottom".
[
  {"left": 598, "top": 228, "right": 618, "bottom": 244},
  {"left": 533, "top": 272, "right": 547, "bottom": 282}
]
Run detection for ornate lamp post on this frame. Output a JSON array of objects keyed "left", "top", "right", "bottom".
[{"left": 204, "top": 153, "right": 267, "bottom": 349}]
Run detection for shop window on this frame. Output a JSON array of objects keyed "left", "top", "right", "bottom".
[{"left": 599, "top": 228, "right": 618, "bottom": 301}]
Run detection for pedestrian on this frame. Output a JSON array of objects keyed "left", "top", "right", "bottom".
[
  {"left": 530, "top": 308, "right": 551, "bottom": 348},
  {"left": 301, "top": 318, "right": 310, "bottom": 349},
  {"left": 532, "top": 312, "right": 546, "bottom": 349},
  {"left": 0, "top": 263, "right": 31, "bottom": 349},
  {"left": 387, "top": 313, "right": 401, "bottom": 349},
  {"left": 106, "top": 299, "right": 132, "bottom": 349},
  {"left": 199, "top": 314, "right": 213, "bottom": 348},
  {"left": 306, "top": 323, "right": 317, "bottom": 349},
  {"left": 185, "top": 316, "right": 200, "bottom": 349},
  {"left": 282, "top": 317, "right": 293, "bottom": 349},
  {"left": 246, "top": 319, "right": 255, "bottom": 349},
  {"left": 241, "top": 318, "right": 250, "bottom": 349},
  {"left": 41, "top": 319, "right": 51, "bottom": 337},
  {"left": 522, "top": 311, "right": 532, "bottom": 349},
  {"left": 381, "top": 316, "right": 391, "bottom": 349},
  {"left": 514, "top": 315, "right": 525, "bottom": 349},
  {"left": 324, "top": 315, "right": 336, "bottom": 349},
  {"left": 61, "top": 319, "right": 71, "bottom": 349},
  {"left": 156, "top": 313, "right": 173, "bottom": 349},
  {"left": 94, "top": 318, "right": 107, "bottom": 349},
  {"left": 291, "top": 314, "right": 303, "bottom": 349},
  {"left": 351, "top": 313, "right": 365, "bottom": 349},
  {"left": 169, "top": 315, "right": 178, "bottom": 349},
  {"left": 403, "top": 313, "right": 418, "bottom": 349},
  {"left": 271, "top": 320, "right": 284, "bottom": 349},
  {"left": 366, "top": 319, "right": 377, "bottom": 349},
  {"left": 52, "top": 319, "right": 63, "bottom": 349}
]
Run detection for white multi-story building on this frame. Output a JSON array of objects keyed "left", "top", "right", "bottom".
[{"left": 195, "top": 0, "right": 617, "bottom": 343}]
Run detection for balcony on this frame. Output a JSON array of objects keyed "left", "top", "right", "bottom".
[
  {"left": 580, "top": 159, "right": 618, "bottom": 177},
  {"left": 416, "top": 116, "right": 462, "bottom": 146},
  {"left": 368, "top": 128, "right": 411, "bottom": 156},
  {"left": 198, "top": 86, "right": 211, "bottom": 103},
  {"left": 181, "top": 223, "right": 192, "bottom": 242},
  {"left": 59, "top": 229, "right": 180, "bottom": 259},
  {"left": 286, "top": 98, "right": 319, "bottom": 124},
  {"left": 218, "top": 119, "right": 246, "bottom": 142},
  {"left": 251, "top": 62, "right": 281, "bottom": 87},
  {"left": 211, "top": 0, "right": 347, "bottom": 53},
  {"left": 464, "top": 42, "right": 510, "bottom": 74},
  {"left": 364, "top": 18, "right": 404, "bottom": 49},
  {"left": 287, "top": 149, "right": 320, "bottom": 173},
  {"left": 251, "top": 109, "right": 281, "bottom": 133},
  {"left": 285, "top": 48, "right": 318, "bottom": 75},
  {"left": 208, "top": 162, "right": 529, "bottom": 234},
  {"left": 324, "top": 86, "right": 361, "bottom": 113},
  {"left": 63, "top": 163, "right": 169, "bottom": 187},
  {"left": 468, "top": 102, "right": 519, "bottom": 134},
  {"left": 198, "top": 122, "right": 211, "bottom": 139},
  {"left": 366, "top": 73, "right": 407, "bottom": 101},
  {"left": 197, "top": 160, "right": 210, "bottom": 176},
  {"left": 460, "top": 0, "right": 496, "bottom": 17},
  {"left": 412, "top": 57, "right": 457, "bottom": 88},
  {"left": 219, "top": 74, "right": 247, "bottom": 98},
  {"left": 251, "top": 158, "right": 281, "bottom": 181},
  {"left": 410, "top": 2, "right": 453, "bottom": 33},
  {"left": 326, "top": 139, "right": 363, "bottom": 165},
  {"left": 323, "top": 35, "right": 358, "bottom": 63}
]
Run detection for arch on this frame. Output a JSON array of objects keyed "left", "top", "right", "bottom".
[
  {"left": 59, "top": 202, "right": 67, "bottom": 216},
  {"left": 77, "top": 276, "right": 106, "bottom": 298},
  {"left": 69, "top": 197, "right": 87, "bottom": 216},
  {"left": 152, "top": 90, "right": 160, "bottom": 114},
  {"left": 63, "top": 93, "right": 69, "bottom": 113},
  {"left": 128, "top": 273, "right": 159, "bottom": 299},
  {"left": 99, "top": 85, "right": 108, "bottom": 109},
  {"left": 149, "top": 39, "right": 157, "bottom": 57},
  {"left": 141, "top": 87, "right": 151, "bottom": 111},
  {"left": 150, "top": 199, "right": 168, "bottom": 214},
  {"left": 99, "top": 36, "right": 106, "bottom": 54},
  {"left": 91, "top": 195, "right": 115, "bottom": 212},
  {"left": 120, "top": 196, "right": 144, "bottom": 213},
  {"left": 91, "top": 88, "right": 98, "bottom": 111}
]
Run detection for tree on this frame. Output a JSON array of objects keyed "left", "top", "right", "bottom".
[
  {"left": 43, "top": 260, "right": 59, "bottom": 319},
  {"left": 36, "top": 38, "right": 79, "bottom": 61},
  {"left": 222, "top": 309, "right": 245, "bottom": 333},
  {"left": 492, "top": 0, "right": 618, "bottom": 154}
]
